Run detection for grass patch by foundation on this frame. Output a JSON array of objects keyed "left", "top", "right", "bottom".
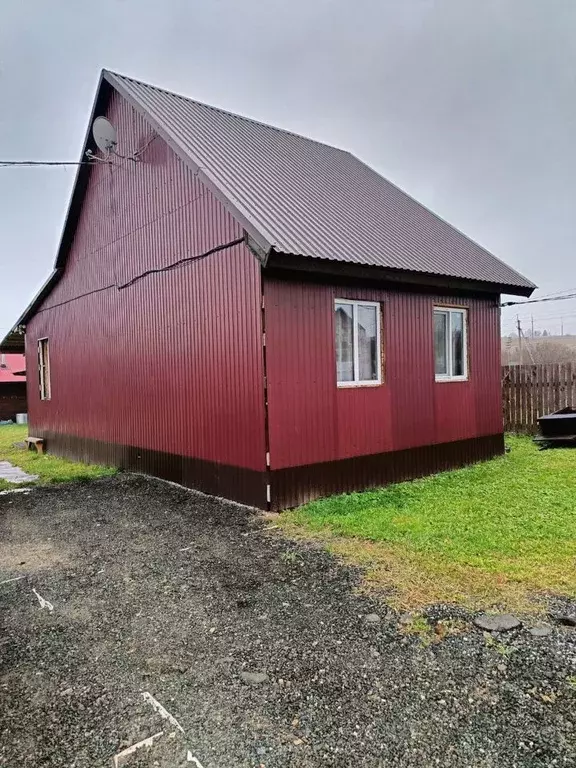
[
  {"left": 279, "top": 437, "right": 576, "bottom": 611},
  {"left": 0, "top": 424, "right": 116, "bottom": 491}
]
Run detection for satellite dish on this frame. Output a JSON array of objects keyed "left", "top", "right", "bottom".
[{"left": 92, "top": 116, "right": 117, "bottom": 153}]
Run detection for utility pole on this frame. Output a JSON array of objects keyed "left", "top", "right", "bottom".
[
  {"left": 561, "top": 317, "right": 564, "bottom": 337},
  {"left": 520, "top": 328, "right": 536, "bottom": 363},
  {"left": 517, "top": 315, "right": 523, "bottom": 365},
  {"left": 531, "top": 315, "right": 534, "bottom": 338}
]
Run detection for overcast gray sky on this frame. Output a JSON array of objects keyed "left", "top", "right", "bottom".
[{"left": 1, "top": 0, "right": 575, "bottom": 340}]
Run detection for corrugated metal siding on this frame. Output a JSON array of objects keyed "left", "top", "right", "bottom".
[
  {"left": 37, "top": 432, "right": 266, "bottom": 508},
  {"left": 264, "top": 277, "right": 502, "bottom": 470},
  {"left": 26, "top": 91, "right": 266, "bottom": 482},
  {"left": 263, "top": 281, "right": 337, "bottom": 468},
  {"left": 107, "top": 71, "right": 533, "bottom": 292},
  {"left": 387, "top": 291, "right": 436, "bottom": 450},
  {"left": 270, "top": 435, "right": 504, "bottom": 510}
]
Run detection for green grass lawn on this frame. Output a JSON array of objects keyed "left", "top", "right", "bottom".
[
  {"left": 280, "top": 437, "right": 576, "bottom": 611},
  {"left": 0, "top": 424, "right": 116, "bottom": 491}
]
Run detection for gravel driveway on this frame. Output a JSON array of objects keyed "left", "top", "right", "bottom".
[{"left": 1, "top": 475, "right": 575, "bottom": 767}]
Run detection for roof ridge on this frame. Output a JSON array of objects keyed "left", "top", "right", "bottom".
[{"left": 104, "top": 70, "right": 351, "bottom": 155}]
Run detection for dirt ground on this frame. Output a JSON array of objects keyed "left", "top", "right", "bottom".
[{"left": 1, "top": 475, "right": 575, "bottom": 767}]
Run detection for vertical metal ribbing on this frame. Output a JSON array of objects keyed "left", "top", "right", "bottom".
[{"left": 26, "top": 91, "right": 268, "bottom": 503}]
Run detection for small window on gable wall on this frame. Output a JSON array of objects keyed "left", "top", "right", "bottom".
[
  {"left": 38, "top": 339, "right": 51, "bottom": 400},
  {"left": 335, "top": 300, "right": 381, "bottom": 386},
  {"left": 434, "top": 307, "right": 467, "bottom": 381}
]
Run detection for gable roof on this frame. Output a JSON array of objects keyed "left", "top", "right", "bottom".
[
  {"left": 1, "top": 69, "right": 534, "bottom": 351},
  {"left": 111, "top": 71, "right": 533, "bottom": 293}
]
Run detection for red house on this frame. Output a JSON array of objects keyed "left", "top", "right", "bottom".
[
  {"left": 0, "top": 354, "right": 26, "bottom": 422},
  {"left": 1, "top": 70, "right": 534, "bottom": 509}
]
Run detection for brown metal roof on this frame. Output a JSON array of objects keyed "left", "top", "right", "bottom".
[
  {"left": 108, "top": 70, "right": 534, "bottom": 293},
  {"left": 1, "top": 69, "right": 535, "bottom": 352}
]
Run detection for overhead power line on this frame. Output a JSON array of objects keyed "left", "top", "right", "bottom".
[
  {"left": 117, "top": 236, "right": 245, "bottom": 290},
  {"left": 526, "top": 286, "right": 576, "bottom": 301},
  {"left": 0, "top": 139, "right": 156, "bottom": 169},
  {"left": 502, "top": 293, "right": 576, "bottom": 308},
  {"left": 0, "top": 160, "right": 98, "bottom": 168},
  {"left": 32, "top": 236, "right": 246, "bottom": 316}
]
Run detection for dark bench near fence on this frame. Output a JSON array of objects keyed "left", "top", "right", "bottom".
[{"left": 502, "top": 363, "right": 576, "bottom": 434}]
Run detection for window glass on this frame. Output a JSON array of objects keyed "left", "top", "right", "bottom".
[
  {"left": 335, "top": 300, "right": 381, "bottom": 385},
  {"left": 335, "top": 303, "right": 354, "bottom": 382},
  {"left": 434, "top": 311, "right": 448, "bottom": 375},
  {"left": 434, "top": 308, "right": 467, "bottom": 379},
  {"left": 357, "top": 304, "right": 378, "bottom": 381},
  {"left": 451, "top": 311, "right": 464, "bottom": 377}
]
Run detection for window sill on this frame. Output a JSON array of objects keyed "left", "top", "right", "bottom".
[
  {"left": 435, "top": 376, "right": 468, "bottom": 383},
  {"left": 337, "top": 381, "right": 382, "bottom": 388}
]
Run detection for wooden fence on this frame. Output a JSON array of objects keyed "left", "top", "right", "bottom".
[{"left": 502, "top": 363, "right": 576, "bottom": 433}]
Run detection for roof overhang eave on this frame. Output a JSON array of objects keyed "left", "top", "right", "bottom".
[{"left": 265, "top": 250, "right": 536, "bottom": 298}]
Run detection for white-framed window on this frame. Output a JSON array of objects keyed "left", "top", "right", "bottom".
[
  {"left": 434, "top": 307, "right": 467, "bottom": 381},
  {"left": 335, "top": 299, "right": 381, "bottom": 386},
  {"left": 38, "top": 338, "right": 51, "bottom": 400}
]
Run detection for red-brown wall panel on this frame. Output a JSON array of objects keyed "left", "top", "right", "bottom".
[
  {"left": 387, "top": 291, "right": 436, "bottom": 450},
  {"left": 26, "top": 91, "right": 266, "bottom": 476},
  {"left": 263, "top": 281, "right": 338, "bottom": 468},
  {"left": 264, "top": 277, "right": 501, "bottom": 470},
  {"left": 336, "top": 386, "right": 393, "bottom": 459}
]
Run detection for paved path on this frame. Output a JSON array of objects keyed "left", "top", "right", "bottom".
[
  {"left": 0, "top": 475, "right": 575, "bottom": 767},
  {"left": 0, "top": 460, "right": 37, "bottom": 483}
]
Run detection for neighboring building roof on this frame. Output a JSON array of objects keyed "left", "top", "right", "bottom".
[
  {"left": 1, "top": 69, "right": 534, "bottom": 351},
  {"left": 0, "top": 354, "right": 26, "bottom": 382}
]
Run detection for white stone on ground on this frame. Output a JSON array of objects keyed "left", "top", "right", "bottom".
[{"left": 0, "top": 461, "right": 38, "bottom": 484}]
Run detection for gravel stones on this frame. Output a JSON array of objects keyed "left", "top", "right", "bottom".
[
  {"left": 1, "top": 475, "right": 575, "bottom": 767},
  {"left": 473, "top": 613, "right": 522, "bottom": 632},
  {"left": 364, "top": 613, "right": 381, "bottom": 624},
  {"left": 240, "top": 670, "right": 268, "bottom": 685},
  {"left": 529, "top": 625, "right": 553, "bottom": 637},
  {"left": 550, "top": 613, "right": 576, "bottom": 627}
]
